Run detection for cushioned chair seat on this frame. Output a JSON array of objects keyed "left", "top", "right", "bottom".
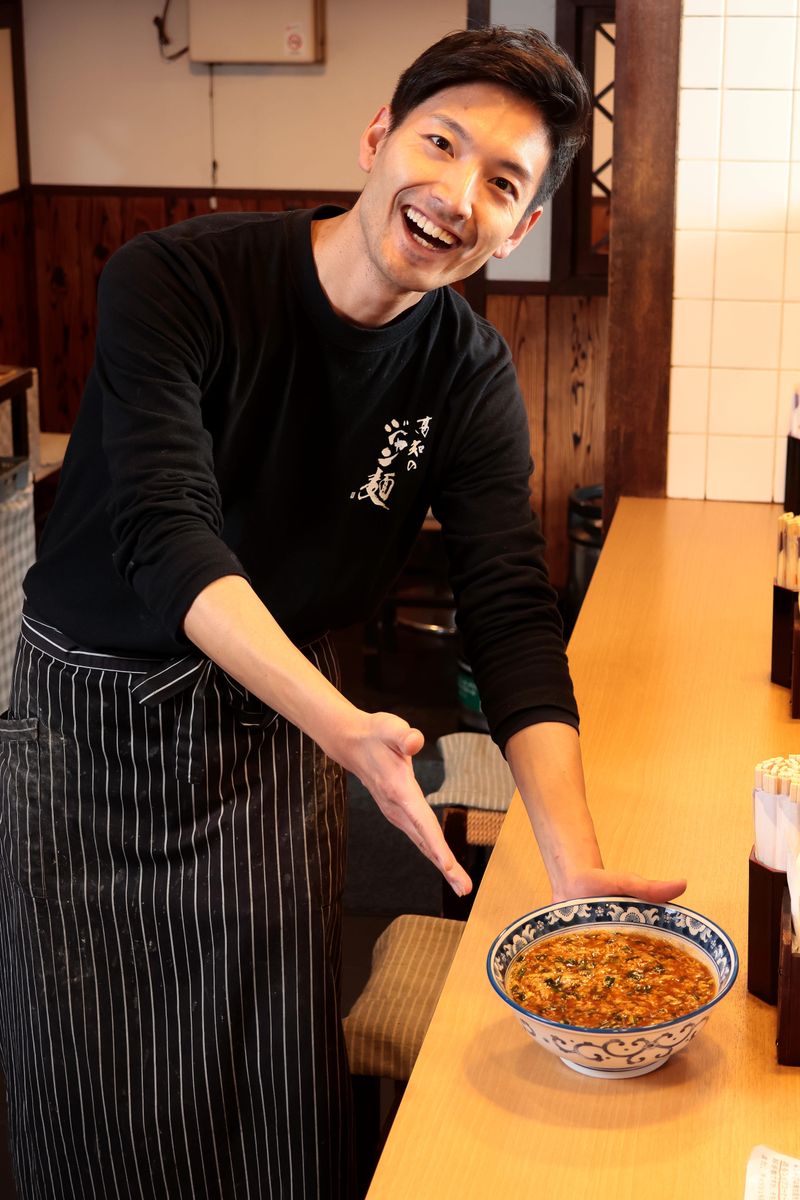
[
  {"left": 343, "top": 914, "right": 465, "bottom": 1082},
  {"left": 425, "top": 732, "right": 515, "bottom": 812}
]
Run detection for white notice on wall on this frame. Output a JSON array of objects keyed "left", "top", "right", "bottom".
[
  {"left": 284, "top": 23, "right": 305, "bottom": 57},
  {"left": 746, "top": 1146, "right": 800, "bottom": 1198}
]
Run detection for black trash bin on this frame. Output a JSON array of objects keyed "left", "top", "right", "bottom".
[{"left": 563, "top": 484, "right": 603, "bottom": 637}]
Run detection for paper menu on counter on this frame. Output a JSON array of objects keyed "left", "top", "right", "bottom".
[{"left": 746, "top": 1146, "right": 800, "bottom": 1198}]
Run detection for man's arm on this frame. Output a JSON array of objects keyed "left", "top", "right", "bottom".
[
  {"left": 505, "top": 722, "right": 686, "bottom": 903},
  {"left": 183, "top": 573, "right": 472, "bottom": 898}
]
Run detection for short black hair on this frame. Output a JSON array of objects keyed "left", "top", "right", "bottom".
[{"left": 388, "top": 26, "right": 592, "bottom": 211}]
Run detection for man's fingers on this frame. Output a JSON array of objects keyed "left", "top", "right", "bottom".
[
  {"left": 553, "top": 869, "right": 688, "bottom": 904},
  {"left": 400, "top": 802, "right": 472, "bottom": 897},
  {"left": 373, "top": 712, "right": 424, "bottom": 760},
  {"left": 362, "top": 714, "right": 468, "bottom": 895},
  {"left": 629, "top": 876, "right": 687, "bottom": 902},
  {"left": 418, "top": 826, "right": 472, "bottom": 896},
  {"left": 401, "top": 726, "right": 424, "bottom": 757},
  {"left": 421, "top": 835, "right": 472, "bottom": 897},
  {"left": 447, "top": 862, "right": 472, "bottom": 897},
  {"left": 407, "top": 724, "right": 424, "bottom": 753},
  {"left": 607, "top": 873, "right": 687, "bottom": 902}
]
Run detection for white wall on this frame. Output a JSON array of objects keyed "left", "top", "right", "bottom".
[
  {"left": 0, "top": 29, "right": 19, "bottom": 193},
  {"left": 23, "top": 0, "right": 465, "bottom": 189},
  {"left": 668, "top": 0, "right": 800, "bottom": 504},
  {"left": 485, "top": 0, "right": 555, "bottom": 283}
]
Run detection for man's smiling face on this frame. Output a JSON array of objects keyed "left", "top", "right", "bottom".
[{"left": 354, "top": 81, "right": 552, "bottom": 297}]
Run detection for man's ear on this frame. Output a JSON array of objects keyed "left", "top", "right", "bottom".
[
  {"left": 492, "top": 206, "right": 544, "bottom": 260},
  {"left": 358, "top": 105, "right": 392, "bottom": 173}
]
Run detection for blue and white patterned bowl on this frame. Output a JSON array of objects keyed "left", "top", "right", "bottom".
[{"left": 487, "top": 898, "right": 738, "bottom": 1079}]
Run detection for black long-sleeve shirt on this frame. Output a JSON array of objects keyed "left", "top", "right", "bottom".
[{"left": 25, "top": 206, "right": 578, "bottom": 746}]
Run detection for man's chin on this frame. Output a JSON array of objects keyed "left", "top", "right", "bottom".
[
  {"left": 389, "top": 259, "right": 466, "bottom": 295},
  {"left": 378, "top": 236, "right": 480, "bottom": 295}
]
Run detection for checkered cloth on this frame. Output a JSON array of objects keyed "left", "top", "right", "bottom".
[
  {"left": 0, "top": 483, "right": 35, "bottom": 708},
  {"left": 426, "top": 732, "right": 515, "bottom": 812},
  {"left": 343, "top": 915, "right": 464, "bottom": 1080}
]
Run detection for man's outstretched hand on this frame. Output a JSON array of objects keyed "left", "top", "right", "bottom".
[
  {"left": 339, "top": 710, "right": 472, "bottom": 899},
  {"left": 182, "top": 576, "right": 470, "bottom": 897}
]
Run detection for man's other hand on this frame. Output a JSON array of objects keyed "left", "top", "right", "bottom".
[{"left": 550, "top": 867, "right": 687, "bottom": 906}]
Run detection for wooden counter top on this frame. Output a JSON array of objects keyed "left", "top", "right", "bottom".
[{"left": 368, "top": 497, "right": 800, "bottom": 1200}]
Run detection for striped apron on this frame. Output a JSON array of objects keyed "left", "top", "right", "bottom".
[{"left": 0, "top": 613, "right": 353, "bottom": 1200}]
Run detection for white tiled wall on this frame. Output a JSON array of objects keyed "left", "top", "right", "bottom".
[{"left": 668, "top": 0, "right": 800, "bottom": 502}]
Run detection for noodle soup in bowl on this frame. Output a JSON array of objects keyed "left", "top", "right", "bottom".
[{"left": 486, "top": 898, "right": 738, "bottom": 1079}]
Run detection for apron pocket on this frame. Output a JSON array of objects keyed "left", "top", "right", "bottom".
[
  {"left": 0, "top": 718, "right": 76, "bottom": 903},
  {"left": 0, "top": 716, "right": 39, "bottom": 741}
]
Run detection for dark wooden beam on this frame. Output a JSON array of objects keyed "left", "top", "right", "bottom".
[
  {"left": 464, "top": 0, "right": 490, "bottom": 310},
  {"left": 604, "top": 0, "right": 681, "bottom": 521},
  {"left": 0, "top": 2, "right": 30, "bottom": 188},
  {"left": 467, "top": 0, "right": 491, "bottom": 29},
  {"left": 0, "top": 2, "right": 37, "bottom": 373}
]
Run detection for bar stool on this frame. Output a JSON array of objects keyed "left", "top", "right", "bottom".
[{"left": 344, "top": 913, "right": 465, "bottom": 1192}]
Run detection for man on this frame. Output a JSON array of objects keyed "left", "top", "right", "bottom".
[{"left": 0, "top": 25, "right": 684, "bottom": 1200}]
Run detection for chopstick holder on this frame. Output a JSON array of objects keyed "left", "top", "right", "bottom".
[
  {"left": 749, "top": 758, "right": 800, "bottom": 1048},
  {"left": 748, "top": 847, "right": 787, "bottom": 1005},
  {"left": 777, "top": 886, "right": 800, "bottom": 1065},
  {"left": 792, "top": 609, "right": 800, "bottom": 719},
  {"left": 787, "top": 849, "right": 800, "bottom": 953},
  {"left": 772, "top": 584, "right": 796, "bottom": 690},
  {"left": 785, "top": 435, "right": 800, "bottom": 516}
]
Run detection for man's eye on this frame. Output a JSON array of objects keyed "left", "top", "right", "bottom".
[
  {"left": 429, "top": 134, "right": 452, "bottom": 152},
  {"left": 492, "top": 178, "right": 516, "bottom": 196}
]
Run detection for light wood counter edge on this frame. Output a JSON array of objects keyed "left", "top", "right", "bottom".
[{"left": 367, "top": 497, "right": 800, "bottom": 1200}]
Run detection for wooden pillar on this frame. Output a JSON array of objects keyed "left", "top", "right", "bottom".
[{"left": 604, "top": 0, "right": 681, "bottom": 523}]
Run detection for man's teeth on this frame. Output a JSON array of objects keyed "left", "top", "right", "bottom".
[{"left": 404, "top": 206, "right": 456, "bottom": 246}]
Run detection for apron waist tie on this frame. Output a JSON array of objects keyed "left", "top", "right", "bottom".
[
  {"left": 131, "top": 655, "right": 277, "bottom": 783},
  {"left": 19, "top": 609, "right": 328, "bottom": 787}
]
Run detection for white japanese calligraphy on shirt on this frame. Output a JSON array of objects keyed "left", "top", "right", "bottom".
[{"left": 351, "top": 416, "right": 433, "bottom": 509}]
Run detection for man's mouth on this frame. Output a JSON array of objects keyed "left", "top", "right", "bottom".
[{"left": 402, "top": 205, "right": 460, "bottom": 251}]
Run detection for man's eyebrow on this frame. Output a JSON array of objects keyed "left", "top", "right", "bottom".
[{"left": 430, "top": 113, "right": 533, "bottom": 185}]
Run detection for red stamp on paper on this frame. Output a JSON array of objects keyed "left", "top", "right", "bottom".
[{"left": 284, "top": 24, "right": 305, "bottom": 56}]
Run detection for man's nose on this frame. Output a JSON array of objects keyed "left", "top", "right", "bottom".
[{"left": 429, "top": 159, "right": 478, "bottom": 222}]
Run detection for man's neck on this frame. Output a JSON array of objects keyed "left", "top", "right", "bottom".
[{"left": 310, "top": 208, "right": 425, "bottom": 329}]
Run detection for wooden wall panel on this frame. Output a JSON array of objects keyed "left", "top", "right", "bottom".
[
  {"left": 484, "top": 294, "right": 608, "bottom": 592},
  {"left": 543, "top": 295, "right": 607, "bottom": 589},
  {"left": 0, "top": 190, "right": 31, "bottom": 367},
  {"left": 31, "top": 192, "right": 171, "bottom": 429},
  {"left": 485, "top": 294, "right": 547, "bottom": 517}
]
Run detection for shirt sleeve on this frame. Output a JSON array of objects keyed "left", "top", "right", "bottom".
[
  {"left": 431, "top": 331, "right": 579, "bottom": 748},
  {"left": 95, "top": 234, "right": 249, "bottom": 638}
]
